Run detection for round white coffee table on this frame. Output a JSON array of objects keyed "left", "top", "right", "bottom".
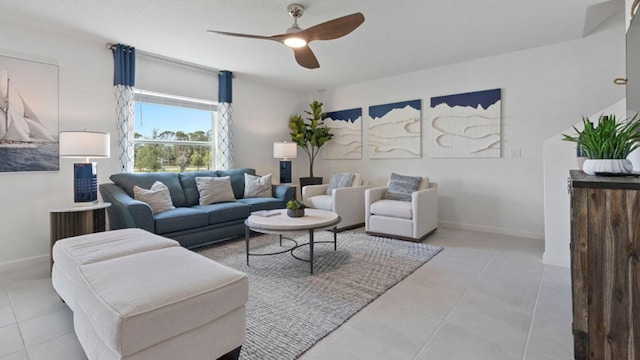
[{"left": 244, "top": 208, "right": 341, "bottom": 274}]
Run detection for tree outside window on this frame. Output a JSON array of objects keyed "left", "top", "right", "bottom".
[{"left": 133, "top": 90, "right": 216, "bottom": 172}]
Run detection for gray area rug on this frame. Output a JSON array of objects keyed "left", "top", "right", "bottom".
[{"left": 197, "top": 230, "right": 442, "bottom": 360}]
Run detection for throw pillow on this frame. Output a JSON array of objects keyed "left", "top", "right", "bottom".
[
  {"left": 196, "top": 176, "right": 237, "bottom": 205},
  {"left": 133, "top": 181, "right": 176, "bottom": 214},
  {"left": 244, "top": 173, "right": 273, "bottom": 198},
  {"left": 326, "top": 172, "right": 354, "bottom": 195},
  {"left": 384, "top": 173, "right": 423, "bottom": 201}
]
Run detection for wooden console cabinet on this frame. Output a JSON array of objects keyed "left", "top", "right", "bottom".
[{"left": 569, "top": 170, "right": 640, "bottom": 359}]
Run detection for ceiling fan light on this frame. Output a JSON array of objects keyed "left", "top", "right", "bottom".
[{"left": 284, "top": 37, "right": 307, "bottom": 48}]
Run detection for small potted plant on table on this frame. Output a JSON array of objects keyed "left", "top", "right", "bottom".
[
  {"left": 286, "top": 199, "right": 305, "bottom": 218},
  {"left": 563, "top": 114, "right": 640, "bottom": 175}
]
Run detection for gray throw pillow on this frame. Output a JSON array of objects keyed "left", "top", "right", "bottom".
[
  {"left": 196, "top": 176, "right": 237, "bottom": 205},
  {"left": 244, "top": 173, "right": 273, "bottom": 198},
  {"left": 384, "top": 173, "right": 422, "bottom": 201},
  {"left": 326, "top": 172, "right": 354, "bottom": 195},
  {"left": 133, "top": 181, "right": 176, "bottom": 214}
]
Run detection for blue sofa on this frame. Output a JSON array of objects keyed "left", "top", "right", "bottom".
[{"left": 99, "top": 168, "right": 295, "bottom": 248}]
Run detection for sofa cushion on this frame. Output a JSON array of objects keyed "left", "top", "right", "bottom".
[
  {"left": 52, "top": 229, "right": 179, "bottom": 310},
  {"left": 196, "top": 176, "right": 237, "bottom": 205},
  {"left": 237, "top": 197, "right": 284, "bottom": 212},
  {"left": 76, "top": 247, "right": 249, "bottom": 357},
  {"left": 370, "top": 199, "right": 413, "bottom": 219},
  {"left": 154, "top": 207, "right": 210, "bottom": 234},
  {"left": 218, "top": 168, "right": 256, "bottom": 199},
  {"left": 111, "top": 172, "right": 188, "bottom": 207},
  {"left": 133, "top": 181, "right": 176, "bottom": 214},
  {"left": 194, "top": 202, "right": 251, "bottom": 225},
  {"left": 178, "top": 170, "right": 219, "bottom": 206}
]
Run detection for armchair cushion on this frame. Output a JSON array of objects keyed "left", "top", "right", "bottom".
[
  {"left": 370, "top": 199, "right": 412, "bottom": 219},
  {"left": 385, "top": 173, "right": 423, "bottom": 201},
  {"left": 326, "top": 172, "right": 354, "bottom": 195},
  {"left": 304, "top": 194, "right": 333, "bottom": 211}
]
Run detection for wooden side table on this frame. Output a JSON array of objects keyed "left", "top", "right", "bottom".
[{"left": 49, "top": 202, "right": 111, "bottom": 270}]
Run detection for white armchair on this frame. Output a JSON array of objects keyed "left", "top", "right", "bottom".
[
  {"left": 302, "top": 173, "right": 368, "bottom": 231},
  {"left": 365, "top": 180, "right": 438, "bottom": 242}
]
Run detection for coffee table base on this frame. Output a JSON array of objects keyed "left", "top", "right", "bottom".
[{"left": 245, "top": 226, "right": 338, "bottom": 274}]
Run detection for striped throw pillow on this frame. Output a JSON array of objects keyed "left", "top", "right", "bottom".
[
  {"left": 326, "top": 173, "right": 354, "bottom": 195},
  {"left": 244, "top": 173, "right": 273, "bottom": 198},
  {"left": 133, "top": 181, "right": 176, "bottom": 214},
  {"left": 196, "top": 176, "right": 237, "bottom": 205}
]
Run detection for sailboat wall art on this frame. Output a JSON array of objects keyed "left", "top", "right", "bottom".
[{"left": 0, "top": 52, "right": 59, "bottom": 172}]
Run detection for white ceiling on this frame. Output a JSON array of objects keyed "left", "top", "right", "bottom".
[{"left": 0, "top": 0, "right": 620, "bottom": 91}]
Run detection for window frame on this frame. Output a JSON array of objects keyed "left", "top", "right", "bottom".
[{"left": 133, "top": 89, "right": 218, "bottom": 171}]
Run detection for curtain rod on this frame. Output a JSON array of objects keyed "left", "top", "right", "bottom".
[{"left": 106, "top": 43, "right": 231, "bottom": 76}]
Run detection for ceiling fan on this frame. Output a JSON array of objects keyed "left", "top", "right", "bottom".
[{"left": 207, "top": 4, "right": 365, "bottom": 69}]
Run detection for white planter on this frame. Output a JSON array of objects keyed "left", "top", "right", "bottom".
[{"left": 582, "top": 159, "right": 633, "bottom": 175}]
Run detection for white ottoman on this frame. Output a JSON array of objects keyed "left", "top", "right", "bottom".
[
  {"left": 75, "top": 246, "right": 248, "bottom": 360},
  {"left": 52, "top": 228, "right": 179, "bottom": 310}
]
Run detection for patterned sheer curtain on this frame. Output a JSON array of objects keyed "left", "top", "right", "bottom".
[
  {"left": 112, "top": 44, "right": 136, "bottom": 173},
  {"left": 216, "top": 70, "right": 233, "bottom": 170}
]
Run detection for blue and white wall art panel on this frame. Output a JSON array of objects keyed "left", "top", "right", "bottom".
[
  {"left": 322, "top": 108, "right": 362, "bottom": 159},
  {"left": 429, "top": 88, "right": 501, "bottom": 158},
  {"left": 367, "top": 99, "right": 421, "bottom": 159}
]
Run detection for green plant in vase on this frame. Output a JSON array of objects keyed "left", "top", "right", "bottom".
[
  {"left": 562, "top": 114, "right": 640, "bottom": 175},
  {"left": 288, "top": 101, "right": 333, "bottom": 186},
  {"left": 286, "top": 199, "right": 305, "bottom": 218}
]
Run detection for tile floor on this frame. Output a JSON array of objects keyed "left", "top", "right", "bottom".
[{"left": 0, "top": 227, "right": 573, "bottom": 360}]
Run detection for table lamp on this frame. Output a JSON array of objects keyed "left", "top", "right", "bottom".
[
  {"left": 273, "top": 142, "right": 297, "bottom": 183},
  {"left": 59, "top": 131, "right": 110, "bottom": 203}
]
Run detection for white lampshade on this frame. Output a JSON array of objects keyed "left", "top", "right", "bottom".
[
  {"left": 273, "top": 142, "right": 297, "bottom": 160},
  {"left": 59, "top": 131, "right": 110, "bottom": 160}
]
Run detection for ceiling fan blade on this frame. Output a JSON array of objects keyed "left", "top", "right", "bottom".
[
  {"left": 207, "top": 30, "right": 276, "bottom": 41},
  {"left": 301, "top": 12, "right": 365, "bottom": 42},
  {"left": 292, "top": 46, "right": 320, "bottom": 69}
]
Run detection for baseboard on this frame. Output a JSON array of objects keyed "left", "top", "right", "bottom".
[
  {"left": 542, "top": 252, "right": 570, "bottom": 268},
  {"left": 438, "top": 220, "right": 544, "bottom": 240},
  {"left": 0, "top": 254, "right": 49, "bottom": 273}
]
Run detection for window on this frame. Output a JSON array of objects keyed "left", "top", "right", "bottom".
[{"left": 133, "top": 90, "right": 217, "bottom": 172}]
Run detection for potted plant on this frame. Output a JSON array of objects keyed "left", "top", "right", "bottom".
[
  {"left": 286, "top": 199, "right": 305, "bottom": 218},
  {"left": 562, "top": 114, "right": 640, "bottom": 175},
  {"left": 288, "top": 101, "right": 334, "bottom": 187}
]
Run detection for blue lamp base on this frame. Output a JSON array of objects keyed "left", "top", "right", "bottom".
[
  {"left": 279, "top": 160, "right": 292, "bottom": 184},
  {"left": 73, "top": 163, "right": 98, "bottom": 203}
]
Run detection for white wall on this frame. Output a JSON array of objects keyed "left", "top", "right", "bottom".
[
  {"left": 0, "top": 20, "right": 303, "bottom": 266},
  {"left": 0, "top": 10, "right": 625, "bottom": 265},
  {"left": 307, "top": 11, "right": 625, "bottom": 240},
  {"left": 542, "top": 100, "right": 626, "bottom": 267},
  {"left": 0, "top": 21, "right": 114, "bottom": 266},
  {"left": 232, "top": 78, "right": 306, "bottom": 179}
]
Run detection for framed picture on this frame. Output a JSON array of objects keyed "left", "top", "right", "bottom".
[
  {"left": 322, "top": 108, "right": 362, "bottom": 159},
  {"left": 368, "top": 99, "right": 421, "bottom": 159},
  {"left": 429, "top": 88, "right": 501, "bottom": 158},
  {"left": 0, "top": 52, "right": 59, "bottom": 172}
]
